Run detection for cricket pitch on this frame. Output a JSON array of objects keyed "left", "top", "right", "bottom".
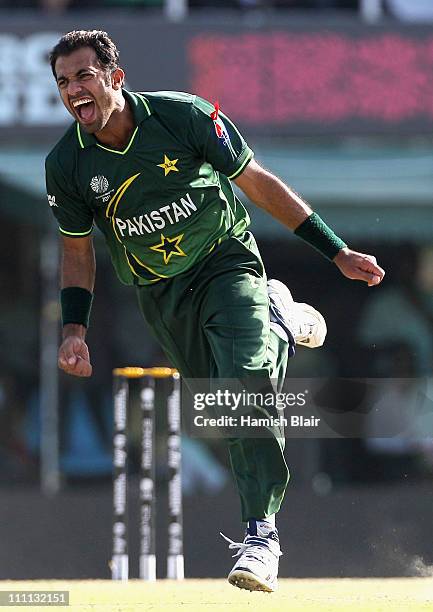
[{"left": 0, "top": 578, "right": 432, "bottom": 611}]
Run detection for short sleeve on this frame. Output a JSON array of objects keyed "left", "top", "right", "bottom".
[
  {"left": 45, "top": 156, "right": 94, "bottom": 237},
  {"left": 189, "top": 96, "right": 254, "bottom": 179}
]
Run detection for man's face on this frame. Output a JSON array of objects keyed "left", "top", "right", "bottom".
[{"left": 55, "top": 47, "right": 120, "bottom": 133}]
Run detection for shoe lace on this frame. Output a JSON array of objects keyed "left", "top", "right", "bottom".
[
  {"left": 220, "top": 532, "right": 282, "bottom": 559},
  {"left": 220, "top": 532, "right": 250, "bottom": 558}
]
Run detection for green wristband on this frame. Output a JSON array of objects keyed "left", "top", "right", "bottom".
[
  {"left": 294, "top": 212, "right": 347, "bottom": 261},
  {"left": 60, "top": 287, "right": 94, "bottom": 328}
]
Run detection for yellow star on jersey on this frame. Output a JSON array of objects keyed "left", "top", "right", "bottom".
[
  {"left": 157, "top": 155, "right": 179, "bottom": 176},
  {"left": 149, "top": 233, "right": 186, "bottom": 265}
]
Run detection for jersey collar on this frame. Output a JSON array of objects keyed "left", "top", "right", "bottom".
[{"left": 76, "top": 89, "right": 153, "bottom": 150}]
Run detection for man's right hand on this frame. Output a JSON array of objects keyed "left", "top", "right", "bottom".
[{"left": 58, "top": 335, "right": 92, "bottom": 377}]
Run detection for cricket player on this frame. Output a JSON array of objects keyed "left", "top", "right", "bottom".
[{"left": 46, "top": 30, "right": 384, "bottom": 592}]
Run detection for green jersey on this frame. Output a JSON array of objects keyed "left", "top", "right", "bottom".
[{"left": 45, "top": 90, "right": 254, "bottom": 285}]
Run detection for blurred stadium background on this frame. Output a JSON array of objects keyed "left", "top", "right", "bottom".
[{"left": 1, "top": 0, "right": 433, "bottom": 583}]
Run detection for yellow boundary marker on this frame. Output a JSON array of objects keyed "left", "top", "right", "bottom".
[{"left": 113, "top": 366, "right": 178, "bottom": 379}]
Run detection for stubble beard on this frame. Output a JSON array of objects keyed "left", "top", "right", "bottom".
[{"left": 87, "top": 92, "right": 117, "bottom": 135}]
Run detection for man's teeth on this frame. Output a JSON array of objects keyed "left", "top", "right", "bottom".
[{"left": 72, "top": 98, "right": 93, "bottom": 108}]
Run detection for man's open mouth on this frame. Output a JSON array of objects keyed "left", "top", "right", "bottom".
[{"left": 72, "top": 97, "right": 96, "bottom": 123}]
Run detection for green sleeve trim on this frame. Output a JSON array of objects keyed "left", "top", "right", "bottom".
[
  {"left": 227, "top": 149, "right": 254, "bottom": 180},
  {"left": 59, "top": 225, "right": 93, "bottom": 237},
  {"left": 294, "top": 212, "right": 347, "bottom": 261}
]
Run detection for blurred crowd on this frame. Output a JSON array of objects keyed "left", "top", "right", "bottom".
[
  {"left": 0, "top": 0, "right": 359, "bottom": 12},
  {"left": 1, "top": 0, "right": 432, "bottom": 21}
]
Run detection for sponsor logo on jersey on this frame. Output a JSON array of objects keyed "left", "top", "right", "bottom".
[
  {"left": 210, "top": 101, "right": 236, "bottom": 157},
  {"left": 90, "top": 175, "right": 109, "bottom": 194},
  {"left": 47, "top": 194, "right": 58, "bottom": 207},
  {"left": 157, "top": 155, "right": 179, "bottom": 176},
  {"left": 114, "top": 192, "right": 197, "bottom": 238}
]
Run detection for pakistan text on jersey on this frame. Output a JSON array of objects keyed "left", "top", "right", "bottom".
[{"left": 115, "top": 192, "right": 197, "bottom": 237}]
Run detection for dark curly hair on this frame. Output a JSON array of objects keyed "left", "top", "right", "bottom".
[{"left": 50, "top": 30, "right": 120, "bottom": 78}]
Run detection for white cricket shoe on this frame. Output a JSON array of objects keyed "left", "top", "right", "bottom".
[
  {"left": 268, "top": 279, "right": 327, "bottom": 349},
  {"left": 221, "top": 529, "right": 282, "bottom": 592}
]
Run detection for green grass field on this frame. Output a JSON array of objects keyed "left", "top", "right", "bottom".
[{"left": 0, "top": 579, "right": 432, "bottom": 611}]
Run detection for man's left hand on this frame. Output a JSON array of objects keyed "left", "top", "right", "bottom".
[{"left": 334, "top": 247, "right": 385, "bottom": 287}]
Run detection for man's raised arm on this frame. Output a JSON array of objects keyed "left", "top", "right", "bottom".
[
  {"left": 58, "top": 235, "right": 95, "bottom": 377},
  {"left": 234, "top": 159, "right": 385, "bottom": 287}
]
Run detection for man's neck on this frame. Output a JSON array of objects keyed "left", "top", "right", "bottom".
[{"left": 95, "top": 95, "right": 135, "bottom": 151}]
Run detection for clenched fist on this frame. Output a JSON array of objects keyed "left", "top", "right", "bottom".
[
  {"left": 334, "top": 248, "right": 385, "bottom": 287},
  {"left": 58, "top": 331, "right": 92, "bottom": 377}
]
